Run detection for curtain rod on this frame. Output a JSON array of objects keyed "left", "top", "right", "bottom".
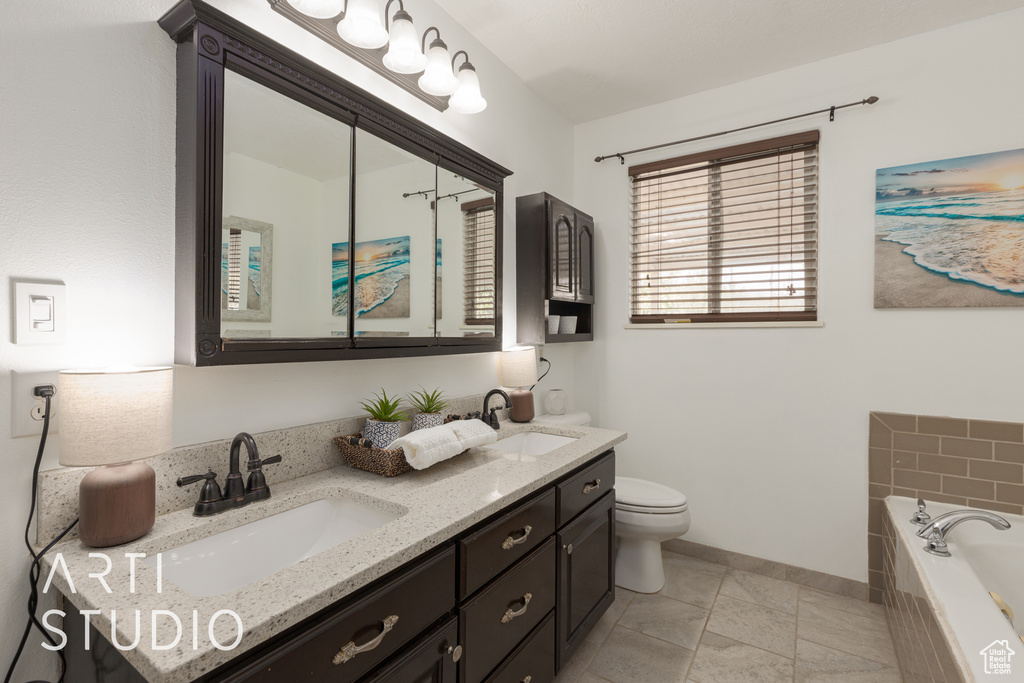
[{"left": 594, "top": 96, "right": 879, "bottom": 164}]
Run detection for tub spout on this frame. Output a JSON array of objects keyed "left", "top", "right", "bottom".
[{"left": 916, "top": 509, "right": 1010, "bottom": 557}]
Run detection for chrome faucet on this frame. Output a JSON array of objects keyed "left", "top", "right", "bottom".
[
  {"left": 916, "top": 509, "right": 1010, "bottom": 556},
  {"left": 177, "top": 432, "right": 282, "bottom": 516},
  {"left": 482, "top": 389, "right": 512, "bottom": 430}
]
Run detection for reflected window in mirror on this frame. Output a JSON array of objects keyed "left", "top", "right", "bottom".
[
  {"left": 435, "top": 171, "right": 496, "bottom": 338},
  {"left": 221, "top": 69, "right": 352, "bottom": 340},
  {"left": 351, "top": 129, "right": 436, "bottom": 340}
]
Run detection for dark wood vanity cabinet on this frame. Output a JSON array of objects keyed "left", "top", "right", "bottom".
[
  {"left": 516, "top": 193, "right": 595, "bottom": 345},
  {"left": 363, "top": 617, "right": 459, "bottom": 683}
]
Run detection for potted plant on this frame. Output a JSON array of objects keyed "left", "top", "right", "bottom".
[
  {"left": 360, "top": 389, "right": 409, "bottom": 448},
  {"left": 407, "top": 387, "right": 449, "bottom": 431}
]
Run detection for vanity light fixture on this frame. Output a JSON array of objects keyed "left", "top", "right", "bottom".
[
  {"left": 286, "top": 0, "right": 345, "bottom": 18},
  {"left": 382, "top": 0, "right": 427, "bottom": 74},
  {"left": 417, "top": 27, "right": 459, "bottom": 97},
  {"left": 337, "top": 0, "right": 389, "bottom": 49},
  {"left": 449, "top": 50, "right": 487, "bottom": 114},
  {"left": 59, "top": 366, "right": 173, "bottom": 547}
]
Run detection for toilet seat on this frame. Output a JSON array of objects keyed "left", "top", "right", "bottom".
[{"left": 615, "top": 476, "right": 687, "bottom": 514}]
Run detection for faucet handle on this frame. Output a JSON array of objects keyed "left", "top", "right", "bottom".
[
  {"left": 910, "top": 498, "right": 932, "bottom": 526},
  {"left": 177, "top": 470, "right": 222, "bottom": 503},
  {"left": 248, "top": 454, "right": 282, "bottom": 471}
]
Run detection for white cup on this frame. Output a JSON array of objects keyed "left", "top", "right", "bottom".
[
  {"left": 558, "top": 315, "right": 578, "bottom": 334},
  {"left": 547, "top": 315, "right": 561, "bottom": 335}
]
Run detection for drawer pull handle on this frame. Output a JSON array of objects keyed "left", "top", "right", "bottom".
[
  {"left": 332, "top": 615, "right": 399, "bottom": 665},
  {"left": 501, "top": 593, "right": 533, "bottom": 624},
  {"left": 501, "top": 525, "right": 533, "bottom": 550},
  {"left": 582, "top": 478, "right": 601, "bottom": 494}
]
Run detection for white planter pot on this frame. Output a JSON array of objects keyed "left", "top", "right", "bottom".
[{"left": 363, "top": 419, "right": 402, "bottom": 448}]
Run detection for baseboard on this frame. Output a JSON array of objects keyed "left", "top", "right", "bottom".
[{"left": 662, "top": 538, "right": 869, "bottom": 602}]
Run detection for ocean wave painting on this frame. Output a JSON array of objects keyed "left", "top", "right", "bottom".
[
  {"left": 875, "top": 147, "right": 1024, "bottom": 308},
  {"left": 331, "top": 236, "right": 411, "bottom": 318}
]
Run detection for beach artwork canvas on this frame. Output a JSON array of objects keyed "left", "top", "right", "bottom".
[
  {"left": 331, "top": 236, "right": 411, "bottom": 318},
  {"left": 875, "top": 147, "right": 1024, "bottom": 308}
]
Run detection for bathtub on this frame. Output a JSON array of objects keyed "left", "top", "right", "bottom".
[{"left": 885, "top": 496, "right": 1023, "bottom": 682}]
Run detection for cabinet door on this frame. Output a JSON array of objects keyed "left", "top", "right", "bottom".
[
  {"left": 547, "top": 199, "right": 575, "bottom": 302},
  {"left": 555, "top": 492, "right": 614, "bottom": 671},
  {"left": 363, "top": 617, "right": 459, "bottom": 683},
  {"left": 574, "top": 215, "right": 594, "bottom": 305}
]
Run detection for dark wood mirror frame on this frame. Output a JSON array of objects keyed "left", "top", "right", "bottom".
[{"left": 160, "top": 0, "right": 511, "bottom": 366}]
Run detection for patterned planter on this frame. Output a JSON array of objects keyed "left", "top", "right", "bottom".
[
  {"left": 412, "top": 413, "right": 445, "bottom": 431},
  {"left": 362, "top": 419, "right": 402, "bottom": 449}
]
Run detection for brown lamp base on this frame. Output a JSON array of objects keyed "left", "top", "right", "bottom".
[
  {"left": 509, "top": 388, "right": 535, "bottom": 423},
  {"left": 79, "top": 462, "right": 156, "bottom": 548}
]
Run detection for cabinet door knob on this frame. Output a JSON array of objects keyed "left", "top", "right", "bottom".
[
  {"left": 446, "top": 644, "right": 463, "bottom": 663},
  {"left": 501, "top": 593, "right": 533, "bottom": 624},
  {"left": 582, "top": 478, "right": 601, "bottom": 494},
  {"left": 564, "top": 543, "right": 573, "bottom": 555},
  {"left": 522, "top": 677, "right": 532, "bottom": 683},
  {"left": 332, "top": 615, "right": 398, "bottom": 665},
  {"left": 501, "top": 525, "right": 533, "bottom": 550}
]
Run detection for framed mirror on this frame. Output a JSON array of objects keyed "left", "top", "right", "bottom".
[{"left": 161, "top": 0, "right": 510, "bottom": 365}]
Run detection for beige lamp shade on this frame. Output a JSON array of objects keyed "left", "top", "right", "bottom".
[
  {"left": 498, "top": 347, "right": 538, "bottom": 389},
  {"left": 59, "top": 367, "right": 174, "bottom": 467}
]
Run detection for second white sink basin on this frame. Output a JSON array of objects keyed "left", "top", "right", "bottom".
[
  {"left": 483, "top": 432, "right": 577, "bottom": 456},
  {"left": 146, "top": 497, "right": 402, "bottom": 597}
]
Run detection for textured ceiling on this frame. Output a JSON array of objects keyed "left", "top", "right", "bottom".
[{"left": 434, "top": 0, "right": 1024, "bottom": 123}]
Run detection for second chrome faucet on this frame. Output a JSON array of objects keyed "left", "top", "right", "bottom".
[{"left": 177, "top": 432, "right": 282, "bottom": 516}]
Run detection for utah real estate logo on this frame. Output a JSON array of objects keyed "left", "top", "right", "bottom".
[{"left": 980, "top": 640, "right": 1016, "bottom": 675}]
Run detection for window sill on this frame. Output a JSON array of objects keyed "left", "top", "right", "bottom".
[{"left": 624, "top": 321, "right": 823, "bottom": 330}]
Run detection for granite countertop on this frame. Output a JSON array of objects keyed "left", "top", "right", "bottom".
[{"left": 41, "top": 420, "right": 625, "bottom": 683}]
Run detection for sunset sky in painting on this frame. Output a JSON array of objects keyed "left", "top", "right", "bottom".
[{"left": 876, "top": 147, "right": 1024, "bottom": 201}]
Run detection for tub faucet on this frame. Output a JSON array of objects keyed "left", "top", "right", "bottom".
[
  {"left": 916, "top": 509, "right": 1010, "bottom": 557},
  {"left": 482, "top": 389, "right": 511, "bottom": 430}
]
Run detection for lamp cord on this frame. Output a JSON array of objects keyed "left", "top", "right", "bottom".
[
  {"left": 529, "top": 357, "right": 551, "bottom": 391},
  {"left": 5, "top": 391, "right": 78, "bottom": 683}
]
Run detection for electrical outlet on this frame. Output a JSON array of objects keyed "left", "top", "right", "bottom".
[{"left": 12, "top": 370, "right": 60, "bottom": 438}]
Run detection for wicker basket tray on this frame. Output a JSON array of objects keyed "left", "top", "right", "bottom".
[{"left": 333, "top": 433, "right": 412, "bottom": 477}]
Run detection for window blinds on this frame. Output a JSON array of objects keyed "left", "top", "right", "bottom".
[
  {"left": 462, "top": 198, "right": 495, "bottom": 326},
  {"left": 629, "top": 131, "right": 818, "bottom": 323}
]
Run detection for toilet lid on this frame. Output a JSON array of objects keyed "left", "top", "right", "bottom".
[{"left": 615, "top": 476, "right": 687, "bottom": 509}]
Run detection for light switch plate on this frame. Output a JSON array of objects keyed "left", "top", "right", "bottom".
[
  {"left": 12, "top": 370, "right": 60, "bottom": 438},
  {"left": 14, "top": 281, "right": 66, "bottom": 345}
]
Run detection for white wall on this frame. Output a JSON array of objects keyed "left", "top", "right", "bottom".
[
  {"left": 0, "top": 0, "right": 574, "bottom": 678},
  {"left": 573, "top": 8, "right": 1024, "bottom": 582}
]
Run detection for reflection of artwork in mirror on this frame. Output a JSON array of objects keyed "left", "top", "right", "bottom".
[
  {"left": 221, "top": 216, "right": 272, "bottom": 323},
  {"left": 331, "top": 236, "right": 411, "bottom": 318}
]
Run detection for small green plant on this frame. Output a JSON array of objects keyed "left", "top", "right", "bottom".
[
  {"left": 360, "top": 389, "right": 409, "bottom": 422},
  {"left": 407, "top": 387, "right": 449, "bottom": 414}
]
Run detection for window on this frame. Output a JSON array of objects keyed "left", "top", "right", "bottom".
[
  {"left": 462, "top": 198, "right": 496, "bottom": 325},
  {"left": 630, "top": 131, "right": 818, "bottom": 323}
]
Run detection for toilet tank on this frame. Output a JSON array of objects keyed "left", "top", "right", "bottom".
[{"left": 534, "top": 411, "right": 591, "bottom": 427}]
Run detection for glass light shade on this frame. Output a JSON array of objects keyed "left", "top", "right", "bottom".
[
  {"left": 287, "top": 0, "right": 346, "bottom": 18},
  {"left": 498, "top": 347, "right": 538, "bottom": 389},
  {"left": 449, "top": 64, "right": 487, "bottom": 114},
  {"left": 337, "top": 0, "right": 388, "bottom": 50},
  {"left": 59, "top": 367, "right": 174, "bottom": 467},
  {"left": 418, "top": 41, "right": 459, "bottom": 96},
  {"left": 382, "top": 12, "right": 427, "bottom": 74}
]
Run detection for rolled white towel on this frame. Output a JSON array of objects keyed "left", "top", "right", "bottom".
[{"left": 389, "top": 420, "right": 498, "bottom": 470}]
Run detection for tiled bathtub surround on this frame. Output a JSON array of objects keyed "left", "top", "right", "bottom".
[
  {"left": 36, "top": 394, "right": 491, "bottom": 544},
  {"left": 882, "top": 506, "right": 966, "bottom": 683},
  {"left": 868, "top": 411, "right": 1024, "bottom": 603}
]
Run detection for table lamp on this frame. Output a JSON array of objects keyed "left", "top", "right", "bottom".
[
  {"left": 59, "top": 367, "right": 173, "bottom": 547},
  {"left": 498, "top": 347, "right": 538, "bottom": 423}
]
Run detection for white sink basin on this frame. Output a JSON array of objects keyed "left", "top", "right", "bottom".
[
  {"left": 146, "top": 497, "right": 401, "bottom": 597},
  {"left": 482, "top": 432, "right": 577, "bottom": 456}
]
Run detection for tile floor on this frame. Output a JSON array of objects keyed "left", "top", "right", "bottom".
[{"left": 555, "top": 549, "right": 901, "bottom": 683}]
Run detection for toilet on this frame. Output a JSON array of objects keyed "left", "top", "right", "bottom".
[{"left": 534, "top": 411, "right": 691, "bottom": 593}]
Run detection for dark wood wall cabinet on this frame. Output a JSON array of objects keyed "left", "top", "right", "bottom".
[
  {"left": 516, "top": 193, "right": 595, "bottom": 345},
  {"left": 64, "top": 451, "right": 615, "bottom": 683}
]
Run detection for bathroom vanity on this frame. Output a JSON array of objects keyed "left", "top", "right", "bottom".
[{"left": 49, "top": 420, "right": 625, "bottom": 683}]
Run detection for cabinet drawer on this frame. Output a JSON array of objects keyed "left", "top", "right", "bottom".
[
  {"left": 362, "top": 616, "right": 459, "bottom": 683},
  {"left": 483, "top": 612, "right": 555, "bottom": 683},
  {"left": 459, "top": 488, "right": 556, "bottom": 598},
  {"left": 216, "top": 546, "right": 456, "bottom": 683},
  {"left": 557, "top": 452, "right": 614, "bottom": 526},
  {"left": 460, "top": 538, "right": 556, "bottom": 683}
]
